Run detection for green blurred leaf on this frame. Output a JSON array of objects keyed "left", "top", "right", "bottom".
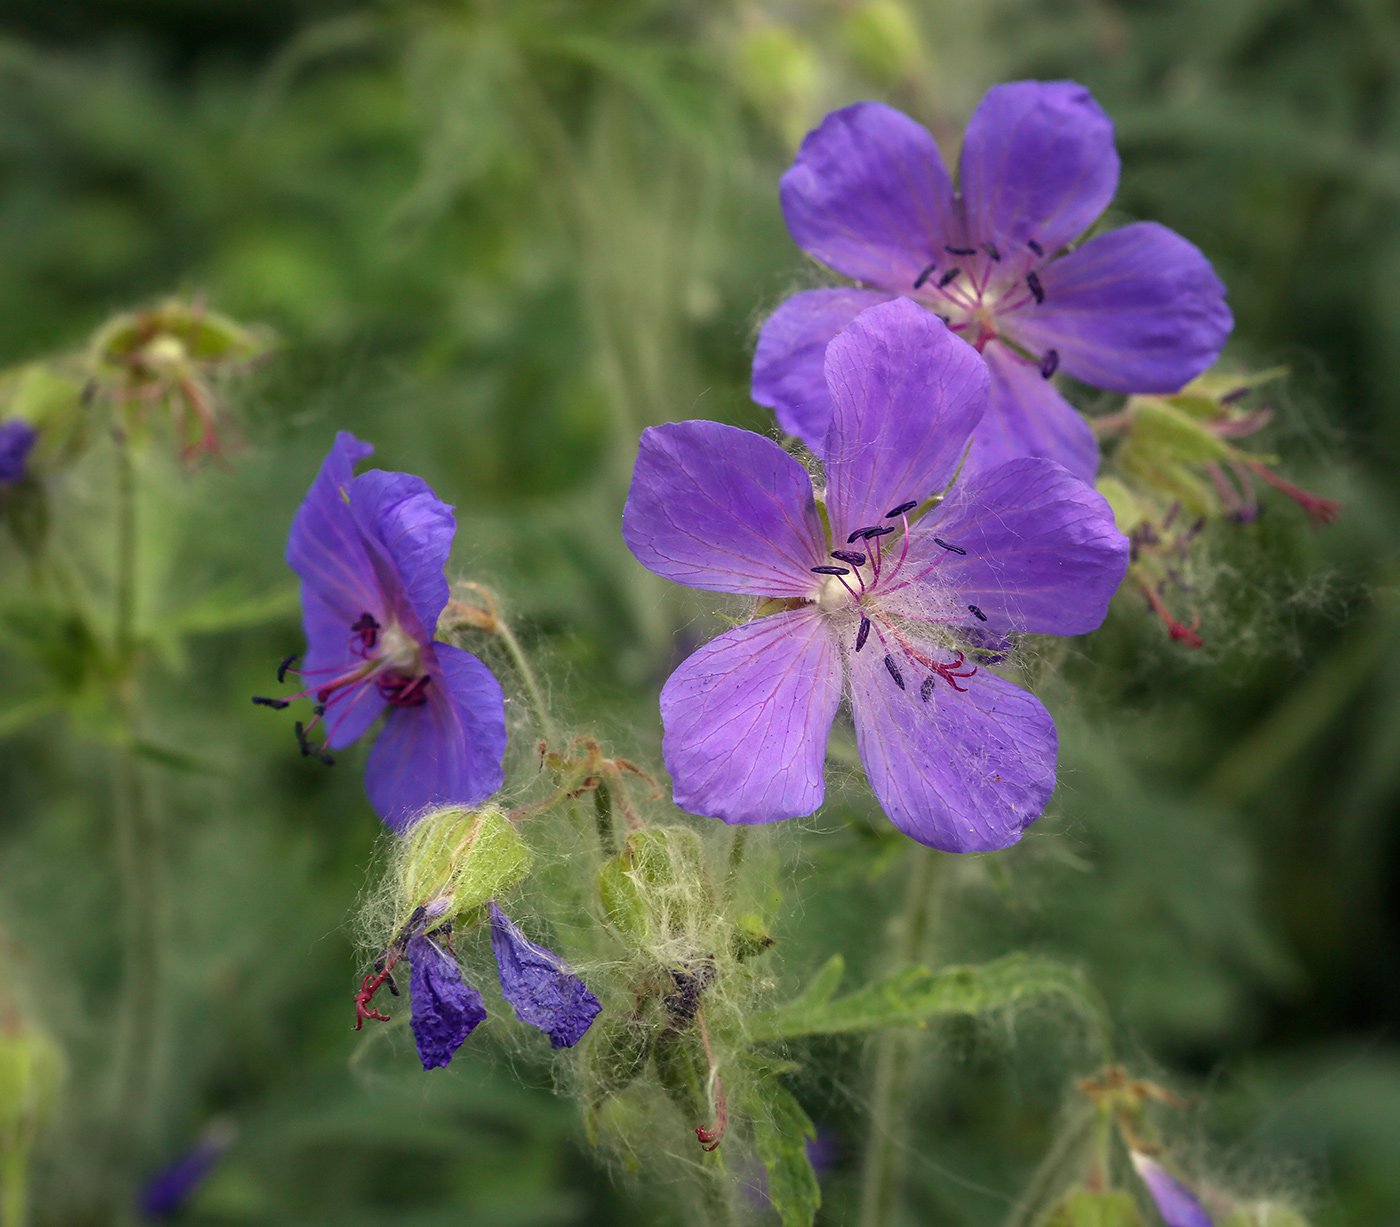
[{"left": 744, "top": 1076, "right": 820, "bottom": 1227}]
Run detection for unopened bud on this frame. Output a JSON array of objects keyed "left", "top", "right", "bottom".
[
  {"left": 398, "top": 805, "right": 532, "bottom": 929},
  {"left": 1044, "top": 1188, "right": 1146, "bottom": 1227},
  {"left": 597, "top": 826, "right": 714, "bottom": 949},
  {"left": 841, "top": 0, "right": 925, "bottom": 84},
  {"left": 734, "top": 24, "right": 820, "bottom": 147}
]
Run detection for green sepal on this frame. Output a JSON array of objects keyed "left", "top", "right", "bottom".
[
  {"left": 1042, "top": 1189, "right": 1145, "bottom": 1227},
  {"left": 582, "top": 1013, "right": 652, "bottom": 1144},
  {"left": 1095, "top": 477, "right": 1150, "bottom": 536},
  {"left": 597, "top": 826, "right": 713, "bottom": 949},
  {"left": 730, "top": 913, "right": 775, "bottom": 962},
  {"left": 397, "top": 806, "right": 532, "bottom": 927}
]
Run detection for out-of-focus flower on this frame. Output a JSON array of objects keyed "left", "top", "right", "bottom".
[
  {"left": 624, "top": 299, "right": 1127, "bottom": 850},
  {"left": 1131, "top": 1151, "right": 1215, "bottom": 1227},
  {"left": 753, "top": 82, "right": 1232, "bottom": 482},
  {"left": 255, "top": 432, "right": 506, "bottom": 830},
  {"left": 0, "top": 420, "right": 37, "bottom": 484},
  {"left": 139, "top": 1120, "right": 238, "bottom": 1220}
]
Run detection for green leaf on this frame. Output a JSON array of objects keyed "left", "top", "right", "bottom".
[
  {"left": 745, "top": 1078, "right": 820, "bottom": 1227},
  {"left": 150, "top": 585, "right": 299, "bottom": 639}
]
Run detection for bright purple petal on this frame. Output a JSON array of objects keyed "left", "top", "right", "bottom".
[
  {"left": 623, "top": 421, "right": 824, "bottom": 598},
  {"left": 662, "top": 609, "right": 842, "bottom": 824},
  {"left": 895, "top": 457, "right": 1128, "bottom": 635},
  {"left": 752, "top": 288, "right": 894, "bottom": 453},
  {"left": 1004, "top": 222, "right": 1232, "bottom": 393},
  {"left": 305, "top": 585, "right": 388, "bottom": 750},
  {"left": 488, "top": 903, "right": 601, "bottom": 1048},
  {"left": 407, "top": 933, "right": 486, "bottom": 1070},
  {"left": 963, "top": 341, "right": 1099, "bottom": 482},
  {"left": 781, "top": 102, "right": 957, "bottom": 289},
  {"left": 1131, "top": 1154, "right": 1214, "bottom": 1227},
  {"left": 848, "top": 640, "right": 1056, "bottom": 851},
  {"left": 364, "top": 642, "right": 506, "bottom": 832},
  {"left": 959, "top": 81, "right": 1119, "bottom": 261},
  {"left": 822, "top": 299, "right": 987, "bottom": 538},
  {"left": 0, "top": 420, "right": 38, "bottom": 483}
]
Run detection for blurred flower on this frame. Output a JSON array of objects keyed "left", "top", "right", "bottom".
[
  {"left": 0, "top": 420, "right": 37, "bottom": 484},
  {"left": 139, "top": 1120, "right": 237, "bottom": 1220},
  {"left": 753, "top": 81, "right": 1232, "bottom": 483},
  {"left": 1131, "top": 1151, "right": 1214, "bottom": 1227},
  {"left": 623, "top": 299, "right": 1128, "bottom": 850},
  {"left": 256, "top": 432, "right": 506, "bottom": 830}
]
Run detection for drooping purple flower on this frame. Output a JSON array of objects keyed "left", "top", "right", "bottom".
[
  {"left": 138, "top": 1120, "right": 237, "bottom": 1220},
  {"left": 0, "top": 420, "right": 38, "bottom": 484},
  {"left": 260, "top": 432, "right": 507, "bottom": 831},
  {"left": 489, "top": 902, "right": 601, "bottom": 1048},
  {"left": 624, "top": 299, "right": 1128, "bottom": 850},
  {"left": 407, "top": 932, "right": 488, "bottom": 1069},
  {"left": 1131, "top": 1152, "right": 1215, "bottom": 1227},
  {"left": 753, "top": 82, "right": 1233, "bottom": 483}
]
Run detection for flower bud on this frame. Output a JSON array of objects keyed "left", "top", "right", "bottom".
[
  {"left": 1043, "top": 1188, "right": 1146, "bottom": 1227},
  {"left": 597, "top": 826, "right": 714, "bottom": 950},
  {"left": 840, "top": 0, "right": 925, "bottom": 85},
  {"left": 397, "top": 805, "right": 533, "bottom": 929},
  {"left": 733, "top": 23, "right": 820, "bottom": 147}
]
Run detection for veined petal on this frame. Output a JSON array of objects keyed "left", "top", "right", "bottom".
[
  {"left": 365, "top": 642, "right": 506, "bottom": 832},
  {"left": 408, "top": 933, "right": 486, "bottom": 1070},
  {"left": 752, "top": 287, "right": 894, "bottom": 454},
  {"left": 964, "top": 341, "right": 1100, "bottom": 482},
  {"left": 781, "top": 102, "right": 957, "bottom": 289},
  {"left": 623, "top": 421, "right": 825, "bottom": 597},
  {"left": 1004, "top": 222, "right": 1232, "bottom": 392},
  {"left": 823, "top": 299, "right": 987, "bottom": 537},
  {"left": 959, "top": 81, "right": 1119, "bottom": 261},
  {"left": 849, "top": 640, "right": 1056, "bottom": 851},
  {"left": 662, "top": 609, "right": 842, "bottom": 824},
  {"left": 489, "top": 904, "right": 601, "bottom": 1049},
  {"left": 296, "top": 583, "right": 388, "bottom": 749}
]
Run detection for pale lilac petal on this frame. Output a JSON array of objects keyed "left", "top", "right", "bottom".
[
  {"left": 963, "top": 341, "right": 1099, "bottom": 482},
  {"left": 822, "top": 299, "right": 987, "bottom": 538},
  {"left": 959, "top": 81, "right": 1118, "bottom": 261},
  {"left": 781, "top": 102, "right": 957, "bottom": 289},
  {"left": 752, "top": 288, "right": 894, "bottom": 453},
  {"left": 364, "top": 642, "right": 506, "bottom": 832},
  {"left": 489, "top": 904, "right": 601, "bottom": 1048},
  {"left": 0, "top": 420, "right": 37, "bottom": 483},
  {"left": 1005, "top": 222, "right": 1232, "bottom": 392},
  {"left": 1131, "top": 1154, "right": 1214, "bottom": 1227},
  {"left": 848, "top": 640, "right": 1056, "bottom": 851},
  {"left": 893, "top": 457, "right": 1128, "bottom": 635},
  {"left": 662, "top": 609, "right": 842, "bottom": 824},
  {"left": 623, "top": 421, "right": 825, "bottom": 597},
  {"left": 408, "top": 933, "right": 486, "bottom": 1070}
]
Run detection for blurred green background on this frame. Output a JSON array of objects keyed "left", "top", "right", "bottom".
[{"left": 0, "top": 0, "right": 1396, "bottom": 1224}]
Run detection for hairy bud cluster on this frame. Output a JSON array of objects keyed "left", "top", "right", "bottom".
[{"left": 394, "top": 805, "right": 533, "bottom": 932}]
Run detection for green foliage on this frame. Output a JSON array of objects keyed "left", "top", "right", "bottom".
[
  {"left": 1043, "top": 1189, "right": 1145, "bottom": 1227},
  {"left": 743, "top": 1074, "right": 821, "bottom": 1227}
]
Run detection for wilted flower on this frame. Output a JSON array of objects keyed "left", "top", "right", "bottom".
[
  {"left": 0, "top": 421, "right": 37, "bottom": 485},
  {"left": 256, "top": 432, "right": 507, "bottom": 830},
  {"left": 624, "top": 299, "right": 1128, "bottom": 850},
  {"left": 753, "top": 81, "right": 1232, "bottom": 482}
]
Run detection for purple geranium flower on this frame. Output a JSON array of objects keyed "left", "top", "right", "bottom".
[
  {"left": 624, "top": 299, "right": 1128, "bottom": 850},
  {"left": 407, "top": 931, "right": 488, "bottom": 1069},
  {"left": 259, "top": 432, "right": 506, "bottom": 830},
  {"left": 753, "top": 81, "right": 1232, "bottom": 483},
  {"left": 0, "top": 420, "right": 38, "bottom": 484},
  {"left": 1131, "top": 1152, "right": 1215, "bottom": 1227}
]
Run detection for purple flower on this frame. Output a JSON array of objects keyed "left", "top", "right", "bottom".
[
  {"left": 752, "top": 82, "right": 1232, "bottom": 483},
  {"left": 407, "top": 932, "right": 488, "bottom": 1069},
  {"left": 262, "top": 432, "right": 507, "bottom": 831},
  {"left": 0, "top": 420, "right": 37, "bottom": 484},
  {"left": 489, "top": 902, "right": 602, "bottom": 1048},
  {"left": 623, "top": 299, "right": 1128, "bottom": 850},
  {"left": 1131, "top": 1152, "right": 1215, "bottom": 1227},
  {"left": 138, "top": 1121, "right": 237, "bottom": 1220}
]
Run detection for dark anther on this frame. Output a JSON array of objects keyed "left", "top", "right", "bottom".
[
  {"left": 982, "top": 241, "right": 1001, "bottom": 261},
  {"left": 884, "top": 654, "right": 906, "bottom": 690},
  {"left": 350, "top": 611, "right": 381, "bottom": 653},
  {"left": 811, "top": 565, "right": 851, "bottom": 576},
  {"left": 968, "top": 604, "right": 988, "bottom": 622},
  {"left": 1039, "top": 348, "right": 1060, "bottom": 379},
  {"left": 1027, "top": 239, "right": 1044, "bottom": 256},
  {"left": 860, "top": 525, "right": 897, "bottom": 541},
  {"left": 885, "top": 500, "right": 918, "bottom": 518},
  {"left": 830, "top": 550, "right": 866, "bottom": 566},
  {"left": 937, "top": 267, "right": 962, "bottom": 288},
  {"left": 385, "top": 971, "right": 400, "bottom": 997},
  {"left": 294, "top": 721, "right": 335, "bottom": 767},
  {"left": 856, "top": 616, "right": 871, "bottom": 653},
  {"left": 380, "top": 674, "right": 430, "bottom": 707},
  {"left": 920, "top": 676, "right": 936, "bottom": 703},
  {"left": 913, "top": 261, "right": 939, "bottom": 289},
  {"left": 1221, "top": 386, "right": 1250, "bottom": 404},
  {"left": 252, "top": 696, "right": 290, "bottom": 710},
  {"left": 1026, "top": 271, "right": 1045, "bottom": 304},
  {"left": 945, "top": 245, "right": 977, "bottom": 256},
  {"left": 277, "top": 654, "right": 299, "bottom": 683},
  {"left": 848, "top": 526, "right": 879, "bottom": 544},
  {"left": 933, "top": 537, "right": 967, "bottom": 555}
]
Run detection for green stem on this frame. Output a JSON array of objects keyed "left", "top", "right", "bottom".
[
  {"left": 492, "top": 614, "right": 560, "bottom": 750},
  {"left": 1, "top": 1136, "right": 28, "bottom": 1227},
  {"left": 723, "top": 827, "right": 747, "bottom": 906},
  {"left": 593, "top": 780, "right": 617, "bottom": 856},
  {"left": 857, "top": 844, "right": 942, "bottom": 1227}
]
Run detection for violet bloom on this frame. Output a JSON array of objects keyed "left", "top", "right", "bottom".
[
  {"left": 1131, "top": 1152, "right": 1215, "bottom": 1227},
  {"left": 259, "top": 432, "right": 506, "bottom": 830},
  {"left": 753, "top": 81, "right": 1232, "bottom": 483},
  {"left": 407, "top": 931, "right": 488, "bottom": 1069},
  {"left": 489, "top": 903, "right": 602, "bottom": 1048},
  {"left": 623, "top": 299, "right": 1128, "bottom": 850},
  {"left": 0, "top": 420, "right": 37, "bottom": 483},
  {"left": 139, "top": 1121, "right": 237, "bottom": 1220}
]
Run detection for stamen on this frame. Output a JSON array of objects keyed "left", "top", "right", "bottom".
[
  {"left": 945, "top": 245, "right": 977, "bottom": 256},
  {"left": 855, "top": 616, "right": 871, "bottom": 653},
  {"left": 1026, "top": 271, "right": 1045, "bottom": 304},
  {"left": 294, "top": 721, "right": 335, "bottom": 766},
  {"left": 913, "top": 261, "right": 939, "bottom": 290},
  {"left": 982, "top": 241, "right": 1001, "bottom": 261},
  {"left": 847, "top": 526, "right": 880, "bottom": 544},
  {"left": 380, "top": 673, "right": 431, "bottom": 707},
  {"left": 830, "top": 550, "right": 866, "bottom": 566},
  {"left": 859, "top": 525, "right": 897, "bottom": 541},
  {"left": 1220, "top": 386, "right": 1250, "bottom": 404},
  {"left": 1039, "top": 349, "right": 1059, "bottom": 379},
  {"left": 1027, "top": 239, "right": 1044, "bottom": 257},
  {"left": 937, "top": 267, "right": 962, "bottom": 289},
  {"left": 968, "top": 604, "right": 987, "bottom": 621},
  {"left": 350, "top": 612, "right": 381, "bottom": 654},
  {"left": 252, "top": 696, "right": 290, "bottom": 709},
  {"left": 884, "top": 500, "right": 918, "bottom": 518},
  {"left": 277, "top": 654, "right": 299, "bottom": 683},
  {"left": 933, "top": 538, "right": 966, "bottom": 555},
  {"left": 811, "top": 565, "right": 851, "bottom": 576},
  {"left": 920, "top": 676, "right": 935, "bottom": 703},
  {"left": 883, "top": 654, "right": 905, "bottom": 690}
]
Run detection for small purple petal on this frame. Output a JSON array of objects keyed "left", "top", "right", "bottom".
[
  {"left": 822, "top": 299, "right": 987, "bottom": 539},
  {"left": 139, "top": 1122, "right": 236, "bottom": 1220},
  {"left": 752, "top": 287, "right": 894, "bottom": 453},
  {"left": 488, "top": 903, "right": 601, "bottom": 1048},
  {"left": 408, "top": 932, "right": 486, "bottom": 1070},
  {"left": 623, "top": 421, "right": 825, "bottom": 598},
  {"left": 1005, "top": 221, "right": 1232, "bottom": 393},
  {"left": 662, "top": 608, "right": 842, "bottom": 824},
  {"left": 0, "top": 420, "right": 38, "bottom": 483},
  {"left": 848, "top": 639, "right": 1057, "bottom": 851},
  {"left": 781, "top": 102, "right": 957, "bottom": 290},
  {"left": 1131, "top": 1153, "right": 1215, "bottom": 1227},
  {"left": 959, "top": 81, "right": 1119, "bottom": 262}
]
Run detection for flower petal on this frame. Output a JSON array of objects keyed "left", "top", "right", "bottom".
[
  {"left": 849, "top": 638, "right": 1056, "bottom": 851},
  {"left": 364, "top": 642, "right": 506, "bottom": 831},
  {"left": 623, "top": 421, "right": 825, "bottom": 597},
  {"left": 408, "top": 933, "right": 487, "bottom": 1070},
  {"left": 1004, "top": 222, "right": 1232, "bottom": 393},
  {"left": 959, "top": 80, "right": 1119, "bottom": 261},
  {"left": 781, "top": 102, "right": 956, "bottom": 289},
  {"left": 752, "top": 288, "right": 894, "bottom": 454},
  {"left": 1130, "top": 1154, "right": 1215, "bottom": 1227},
  {"left": 895, "top": 456, "right": 1128, "bottom": 635},
  {"left": 0, "top": 420, "right": 38, "bottom": 483},
  {"left": 489, "top": 903, "right": 601, "bottom": 1049},
  {"left": 823, "top": 299, "right": 987, "bottom": 538},
  {"left": 662, "top": 608, "right": 842, "bottom": 824}
]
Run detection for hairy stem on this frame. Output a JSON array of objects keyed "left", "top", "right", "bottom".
[
  {"left": 492, "top": 613, "right": 560, "bottom": 750},
  {"left": 723, "top": 827, "right": 747, "bottom": 906}
]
